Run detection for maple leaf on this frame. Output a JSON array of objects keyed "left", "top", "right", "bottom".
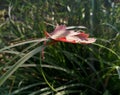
[{"left": 45, "top": 25, "right": 96, "bottom": 44}]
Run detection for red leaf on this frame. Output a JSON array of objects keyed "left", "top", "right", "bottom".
[{"left": 45, "top": 25, "right": 96, "bottom": 44}]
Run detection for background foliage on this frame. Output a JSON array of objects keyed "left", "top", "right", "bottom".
[{"left": 0, "top": 0, "right": 120, "bottom": 95}]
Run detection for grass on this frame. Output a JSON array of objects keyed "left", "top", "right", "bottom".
[{"left": 0, "top": 0, "right": 120, "bottom": 95}]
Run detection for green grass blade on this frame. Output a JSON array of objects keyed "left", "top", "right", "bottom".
[
  {"left": 11, "top": 83, "right": 45, "bottom": 95},
  {"left": 92, "top": 43, "right": 120, "bottom": 59},
  {"left": 0, "top": 38, "right": 47, "bottom": 52},
  {"left": 0, "top": 45, "right": 46, "bottom": 86}
]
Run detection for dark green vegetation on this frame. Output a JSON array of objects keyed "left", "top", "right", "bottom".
[{"left": 0, "top": 0, "right": 120, "bottom": 95}]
